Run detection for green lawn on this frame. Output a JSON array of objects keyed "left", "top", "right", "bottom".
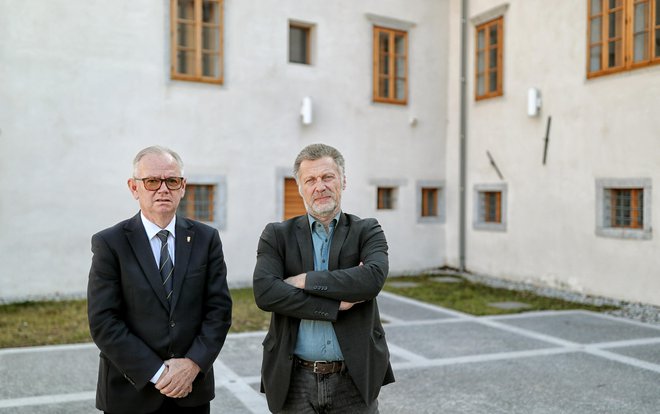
[{"left": 0, "top": 274, "right": 617, "bottom": 348}]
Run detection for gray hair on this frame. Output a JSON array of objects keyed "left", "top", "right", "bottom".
[
  {"left": 132, "top": 145, "right": 184, "bottom": 176},
  {"left": 293, "top": 143, "right": 345, "bottom": 180}
]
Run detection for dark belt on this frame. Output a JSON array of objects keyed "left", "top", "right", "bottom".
[{"left": 295, "top": 357, "right": 344, "bottom": 374}]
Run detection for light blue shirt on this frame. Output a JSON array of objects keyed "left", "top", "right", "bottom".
[{"left": 293, "top": 213, "right": 344, "bottom": 362}]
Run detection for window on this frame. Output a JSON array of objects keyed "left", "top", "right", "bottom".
[
  {"left": 421, "top": 188, "right": 439, "bottom": 217},
  {"left": 596, "top": 178, "right": 652, "bottom": 239},
  {"left": 475, "top": 17, "right": 503, "bottom": 100},
  {"left": 179, "top": 176, "right": 226, "bottom": 229},
  {"left": 171, "top": 0, "right": 223, "bottom": 84},
  {"left": 373, "top": 26, "right": 408, "bottom": 104},
  {"left": 377, "top": 187, "right": 396, "bottom": 210},
  {"left": 289, "top": 23, "right": 311, "bottom": 64},
  {"left": 587, "top": 0, "right": 660, "bottom": 77},
  {"left": 417, "top": 180, "right": 445, "bottom": 223},
  {"left": 284, "top": 177, "right": 306, "bottom": 220},
  {"left": 180, "top": 184, "right": 215, "bottom": 222},
  {"left": 474, "top": 184, "right": 507, "bottom": 231}
]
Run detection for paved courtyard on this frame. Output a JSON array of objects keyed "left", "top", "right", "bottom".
[{"left": 2, "top": 291, "right": 660, "bottom": 413}]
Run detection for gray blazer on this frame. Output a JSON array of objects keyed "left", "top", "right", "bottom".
[{"left": 253, "top": 212, "right": 395, "bottom": 412}]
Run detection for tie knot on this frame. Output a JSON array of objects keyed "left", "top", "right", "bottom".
[{"left": 157, "top": 230, "right": 170, "bottom": 243}]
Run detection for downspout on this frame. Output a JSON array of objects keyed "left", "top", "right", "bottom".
[{"left": 458, "top": 0, "right": 468, "bottom": 272}]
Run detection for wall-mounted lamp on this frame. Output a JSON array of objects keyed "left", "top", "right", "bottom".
[
  {"left": 527, "top": 88, "right": 541, "bottom": 117},
  {"left": 300, "top": 96, "right": 313, "bottom": 125}
]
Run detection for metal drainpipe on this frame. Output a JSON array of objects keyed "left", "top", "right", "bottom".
[{"left": 459, "top": 0, "right": 468, "bottom": 272}]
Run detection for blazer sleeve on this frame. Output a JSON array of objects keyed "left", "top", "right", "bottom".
[
  {"left": 304, "top": 217, "right": 389, "bottom": 303},
  {"left": 87, "top": 232, "right": 164, "bottom": 390},
  {"left": 253, "top": 223, "right": 340, "bottom": 321}
]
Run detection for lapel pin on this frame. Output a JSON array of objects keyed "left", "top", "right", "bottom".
[{"left": 187, "top": 236, "right": 191, "bottom": 243}]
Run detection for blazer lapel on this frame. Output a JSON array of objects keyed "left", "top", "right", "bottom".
[
  {"left": 124, "top": 214, "right": 170, "bottom": 311},
  {"left": 294, "top": 216, "right": 315, "bottom": 272},
  {"left": 170, "top": 216, "right": 194, "bottom": 313},
  {"left": 329, "top": 213, "right": 349, "bottom": 270}
]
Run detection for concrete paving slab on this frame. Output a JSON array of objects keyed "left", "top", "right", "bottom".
[
  {"left": 431, "top": 276, "right": 463, "bottom": 283},
  {"left": 377, "top": 292, "right": 463, "bottom": 322},
  {"left": 0, "top": 400, "right": 96, "bottom": 414},
  {"left": 3, "top": 294, "right": 660, "bottom": 413},
  {"left": 0, "top": 345, "right": 97, "bottom": 399},
  {"left": 385, "top": 320, "right": 556, "bottom": 359},
  {"left": 607, "top": 342, "right": 660, "bottom": 365},
  {"left": 488, "top": 301, "right": 532, "bottom": 310},
  {"left": 378, "top": 352, "right": 660, "bottom": 414},
  {"left": 215, "top": 332, "right": 264, "bottom": 378},
  {"left": 494, "top": 311, "right": 660, "bottom": 344}
]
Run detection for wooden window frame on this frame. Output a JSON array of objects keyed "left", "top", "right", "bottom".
[
  {"left": 421, "top": 188, "right": 439, "bottom": 217},
  {"left": 377, "top": 187, "right": 396, "bottom": 210},
  {"left": 373, "top": 26, "right": 408, "bottom": 105},
  {"left": 289, "top": 23, "right": 312, "bottom": 65},
  {"left": 587, "top": 0, "right": 660, "bottom": 78},
  {"left": 171, "top": 0, "right": 224, "bottom": 84},
  {"left": 179, "top": 183, "right": 215, "bottom": 222},
  {"left": 475, "top": 17, "right": 504, "bottom": 100}
]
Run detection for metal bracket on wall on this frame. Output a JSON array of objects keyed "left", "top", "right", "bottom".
[
  {"left": 486, "top": 150, "right": 504, "bottom": 180},
  {"left": 543, "top": 115, "right": 552, "bottom": 165}
]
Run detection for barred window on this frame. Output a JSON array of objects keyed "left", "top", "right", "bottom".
[
  {"left": 421, "top": 188, "right": 439, "bottom": 217},
  {"left": 377, "top": 187, "right": 396, "bottom": 210},
  {"left": 596, "top": 178, "right": 651, "bottom": 239},
  {"left": 474, "top": 184, "right": 507, "bottom": 231},
  {"left": 179, "top": 184, "right": 215, "bottom": 222},
  {"left": 607, "top": 188, "right": 644, "bottom": 228},
  {"left": 482, "top": 191, "right": 502, "bottom": 223}
]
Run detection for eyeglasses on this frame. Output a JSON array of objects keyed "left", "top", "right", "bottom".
[{"left": 135, "top": 177, "right": 184, "bottom": 191}]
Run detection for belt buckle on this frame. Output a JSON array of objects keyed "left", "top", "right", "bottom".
[{"left": 312, "top": 361, "right": 324, "bottom": 374}]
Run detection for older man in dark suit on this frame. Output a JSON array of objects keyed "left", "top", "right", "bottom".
[
  {"left": 253, "top": 143, "right": 395, "bottom": 413},
  {"left": 87, "top": 146, "right": 232, "bottom": 414}
]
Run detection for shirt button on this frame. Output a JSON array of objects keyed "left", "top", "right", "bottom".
[{"left": 170, "top": 321, "right": 176, "bottom": 328}]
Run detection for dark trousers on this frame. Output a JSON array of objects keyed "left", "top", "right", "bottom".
[
  {"left": 104, "top": 399, "right": 210, "bottom": 414},
  {"left": 278, "top": 365, "right": 379, "bottom": 414}
]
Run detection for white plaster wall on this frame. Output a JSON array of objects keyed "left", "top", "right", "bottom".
[
  {"left": 448, "top": 0, "right": 660, "bottom": 305},
  {"left": 0, "top": 0, "right": 448, "bottom": 299}
]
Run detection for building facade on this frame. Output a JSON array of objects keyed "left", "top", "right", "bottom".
[
  {"left": 1, "top": 0, "right": 658, "bottom": 306},
  {"left": 445, "top": 0, "right": 660, "bottom": 305},
  {"left": 0, "top": 0, "right": 449, "bottom": 299}
]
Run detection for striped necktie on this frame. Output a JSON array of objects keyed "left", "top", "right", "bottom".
[{"left": 156, "top": 230, "right": 174, "bottom": 301}]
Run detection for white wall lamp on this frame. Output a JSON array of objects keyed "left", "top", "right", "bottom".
[
  {"left": 527, "top": 88, "right": 541, "bottom": 117},
  {"left": 300, "top": 96, "right": 313, "bottom": 125}
]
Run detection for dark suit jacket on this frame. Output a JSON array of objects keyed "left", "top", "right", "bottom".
[
  {"left": 253, "top": 212, "right": 395, "bottom": 412},
  {"left": 87, "top": 213, "right": 232, "bottom": 413}
]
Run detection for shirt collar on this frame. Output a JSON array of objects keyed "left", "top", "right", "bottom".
[
  {"left": 307, "top": 212, "right": 341, "bottom": 231},
  {"left": 140, "top": 213, "right": 177, "bottom": 240}
]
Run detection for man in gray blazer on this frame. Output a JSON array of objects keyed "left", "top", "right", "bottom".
[
  {"left": 88, "top": 146, "right": 232, "bottom": 413},
  {"left": 253, "top": 143, "right": 395, "bottom": 413}
]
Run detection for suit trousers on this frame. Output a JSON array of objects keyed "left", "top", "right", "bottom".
[
  {"left": 278, "top": 364, "right": 379, "bottom": 414},
  {"left": 104, "top": 399, "right": 210, "bottom": 414}
]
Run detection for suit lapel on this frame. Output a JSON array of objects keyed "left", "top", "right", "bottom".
[
  {"left": 170, "top": 216, "right": 194, "bottom": 313},
  {"left": 329, "top": 213, "right": 349, "bottom": 270},
  {"left": 124, "top": 214, "right": 170, "bottom": 311},
  {"left": 294, "top": 216, "right": 315, "bottom": 272}
]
